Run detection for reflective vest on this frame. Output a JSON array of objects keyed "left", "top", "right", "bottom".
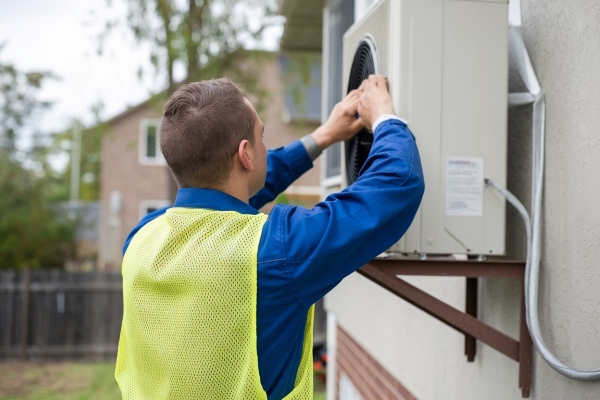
[{"left": 115, "top": 208, "right": 314, "bottom": 399}]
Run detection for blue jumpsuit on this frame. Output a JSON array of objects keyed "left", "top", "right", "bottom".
[{"left": 123, "top": 119, "right": 424, "bottom": 399}]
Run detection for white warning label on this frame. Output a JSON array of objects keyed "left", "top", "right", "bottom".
[{"left": 445, "top": 157, "right": 484, "bottom": 217}]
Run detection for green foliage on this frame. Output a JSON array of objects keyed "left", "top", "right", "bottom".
[
  {"left": 0, "top": 151, "right": 76, "bottom": 269},
  {"left": 103, "top": 0, "right": 281, "bottom": 111},
  {"left": 79, "top": 115, "right": 105, "bottom": 201},
  {"left": 45, "top": 107, "right": 106, "bottom": 202},
  {"left": 0, "top": 45, "right": 55, "bottom": 151},
  {"left": 274, "top": 192, "right": 289, "bottom": 205},
  {"left": 0, "top": 49, "right": 76, "bottom": 270}
]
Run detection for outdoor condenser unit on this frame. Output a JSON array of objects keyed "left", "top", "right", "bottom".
[{"left": 341, "top": 0, "right": 509, "bottom": 255}]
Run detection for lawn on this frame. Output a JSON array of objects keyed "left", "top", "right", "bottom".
[
  {"left": 0, "top": 362, "right": 120, "bottom": 400},
  {"left": 0, "top": 362, "right": 327, "bottom": 399}
]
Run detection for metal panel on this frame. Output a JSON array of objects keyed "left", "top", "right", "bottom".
[
  {"left": 339, "top": 0, "right": 508, "bottom": 255},
  {"left": 440, "top": 0, "right": 508, "bottom": 254}
]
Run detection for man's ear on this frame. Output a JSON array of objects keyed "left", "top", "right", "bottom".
[{"left": 237, "top": 140, "right": 254, "bottom": 171}]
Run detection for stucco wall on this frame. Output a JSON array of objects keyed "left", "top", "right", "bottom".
[
  {"left": 326, "top": 1, "right": 600, "bottom": 398},
  {"left": 510, "top": 0, "right": 600, "bottom": 397}
]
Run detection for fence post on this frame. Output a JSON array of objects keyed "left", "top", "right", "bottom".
[{"left": 19, "top": 269, "right": 31, "bottom": 360}]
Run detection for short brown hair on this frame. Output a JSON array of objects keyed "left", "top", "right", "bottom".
[{"left": 159, "top": 78, "right": 256, "bottom": 188}]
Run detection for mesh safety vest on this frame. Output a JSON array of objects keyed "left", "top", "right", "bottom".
[{"left": 115, "top": 208, "right": 314, "bottom": 399}]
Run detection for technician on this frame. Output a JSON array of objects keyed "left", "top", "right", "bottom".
[{"left": 115, "top": 75, "right": 424, "bottom": 399}]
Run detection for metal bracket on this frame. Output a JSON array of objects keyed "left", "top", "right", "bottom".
[{"left": 357, "top": 258, "right": 532, "bottom": 398}]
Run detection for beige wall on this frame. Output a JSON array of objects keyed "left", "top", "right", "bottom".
[
  {"left": 98, "top": 103, "right": 171, "bottom": 270},
  {"left": 509, "top": 0, "right": 600, "bottom": 397},
  {"left": 258, "top": 58, "right": 322, "bottom": 194},
  {"left": 98, "top": 56, "right": 323, "bottom": 270},
  {"left": 326, "top": 1, "right": 600, "bottom": 399}
]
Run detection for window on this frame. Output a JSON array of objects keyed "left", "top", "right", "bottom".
[
  {"left": 324, "top": 0, "right": 355, "bottom": 180},
  {"left": 279, "top": 54, "right": 323, "bottom": 123},
  {"left": 139, "top": 200, "right": 171, "bottom": 220},
  {"left": 139, "top": 119, "right": 166, "bottom": 165}
]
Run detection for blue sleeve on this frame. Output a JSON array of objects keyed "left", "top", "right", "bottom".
[
  {"left": 122, "top": 207, "right": 170, "bottom": 255},
  {"left": 249, "top": 140, "right": 314, "bottom": 210},
  {"left": 260, "top": 119, "right": 425, "bottom": 308}
]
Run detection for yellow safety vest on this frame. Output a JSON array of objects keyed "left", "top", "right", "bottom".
[{"left": 115, "top": 208, "right": 314, "bottom": 399}]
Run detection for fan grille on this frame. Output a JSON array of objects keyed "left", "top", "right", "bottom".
[{"left": 345, "top": 38, "right": 378, "bottom": 185}]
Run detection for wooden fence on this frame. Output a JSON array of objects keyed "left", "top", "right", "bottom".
[
  {"left": 0, "top": 270, "right": 123, "bottom": 361},
  {"left": 1, "top": 269, "right": 328, "bottom": 361}
]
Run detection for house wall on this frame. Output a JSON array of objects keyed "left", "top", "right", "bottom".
[
  {"left": 257, "top": 58, "right": 322, "bottom": 199},
  {"left": 509, "top": 0, "right": 600, "bottom": 397},
  {"left": 326, "top": 0, "right": 600, "bottom": 399},
  {"left": 335, "top": 324, "right": 416, "bottom": 400},
  {"left": 98, "top": 103, "right": 171, "bottom": 270}
]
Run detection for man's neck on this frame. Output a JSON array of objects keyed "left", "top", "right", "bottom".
[{"left": 212, "top": 177, "right": 251, "bottom": 204}]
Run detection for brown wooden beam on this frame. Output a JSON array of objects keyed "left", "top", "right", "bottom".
[
  {"left": 356, "top": 258, "right": 531, "bottom": 397},
  {"left": 519, "top": 279, "right": 533, "bottom": 398},
  {"left": 465, "top": 277, "right": 478, "bottom": 362},
  {"left": 358, "top": 263, "right": 520, "bottom": 361},
  {"left": 369, "top": 258, "right": 524, "bottom": 279}
]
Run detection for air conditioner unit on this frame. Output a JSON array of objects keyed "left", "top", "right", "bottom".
[{"left": 341, "top": 0, "right": 509, "bottom": 255}]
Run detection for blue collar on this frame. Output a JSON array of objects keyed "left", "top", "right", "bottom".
[{"left": 173, "top": 188, "right": 259, "bottom": 215}]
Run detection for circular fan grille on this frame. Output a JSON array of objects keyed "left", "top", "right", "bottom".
[{"left": 345, "top": 37, "right": 378, "bottom": 185}]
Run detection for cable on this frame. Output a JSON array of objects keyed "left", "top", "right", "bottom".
[
  {"left": 496, "top": 0, "right": 600, "bottom": 381},
  {"left": 486, "top": 172, "right": 600, "bottom": 380},
  {"left": 484, "top": 1, "right": 600, "bottom": 379}
]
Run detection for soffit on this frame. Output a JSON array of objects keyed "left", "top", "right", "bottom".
[{"left": 279, "top": 0, "right": 325, "bottom": 52}]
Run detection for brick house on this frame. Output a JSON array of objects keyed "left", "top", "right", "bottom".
[{"left": 97, "top": 54, "right": 323, "bottom": 270}]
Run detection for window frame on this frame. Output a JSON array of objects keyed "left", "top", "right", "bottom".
[
  {"left": 139, "top": 200, "right": 171, "bottom": 220},
  {"left": 321, "top": 0, "right": 355, "bottom": 187},
  {"left": 138, "top": 118, "right": 166, "bottom": 166}
]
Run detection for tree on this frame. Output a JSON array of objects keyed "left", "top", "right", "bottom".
[
  {"left": 0, "top": 48, "right": 76, "bottom": 269},
  {"left": 0, "top": 46, "right": 54, "bottom": 153},
  {"left": 104, "top": 0, "right": 281, "bottom": 103},
  {"left": 43, "top": 105, "right": 106, "bottom": 203},
  {"left": 0, "top": 153, "right": 76, "bottom": 269}
]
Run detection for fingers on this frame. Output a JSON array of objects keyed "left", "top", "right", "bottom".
[
  {"left": 345, "top": 89, "right": 361, "bottom": 102},
  {"left": 339, "top": 90, "right": 360, "bottom": 117},
  {"left": 361, "top": 75, "right": 389, "bottom": 91},
  {"left": 345, "top": 93, "right": 360, "bottom": 109},
  {"left": 350, "top": 117, "right": 365, "bottom": 134}
]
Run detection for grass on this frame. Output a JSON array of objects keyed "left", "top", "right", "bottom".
[
  {"left": 0, "top": 361, "right": 121, "bottom": 400},
  {"left": 0, "top": 362, "right": 327, "bottom": 399}
]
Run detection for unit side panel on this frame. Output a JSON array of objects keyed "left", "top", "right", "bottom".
[
  {"left": 398, "top": 0, "right": 446, "bottom": 254},
  {"left": 439, "top": 1, "right": 508, "bottom": 254}
]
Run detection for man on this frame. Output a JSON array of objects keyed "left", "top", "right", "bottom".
[{"left": 115, "top": 75, "right": 424, "bottom": 399}]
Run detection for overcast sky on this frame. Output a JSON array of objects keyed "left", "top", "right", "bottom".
[{"left": 0, "top": 0, "right": 283, "bottom": 134}]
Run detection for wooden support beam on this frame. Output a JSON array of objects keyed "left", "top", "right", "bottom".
[
  {"left": 358, "top": 263, "right": 519, "bottom": 362},
  {"left": 356, "top": 258, "right": 532, "bottom": 398},
  {"left": 465, "top": 277, "right": 478, "bottom": 362}
]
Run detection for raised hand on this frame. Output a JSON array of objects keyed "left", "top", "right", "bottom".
[
  {"left": 311, "top": 89, "right": 364, "bottom": 149},
  {"left": 357, "top": 75, "right": 395, "bottom": 132}
]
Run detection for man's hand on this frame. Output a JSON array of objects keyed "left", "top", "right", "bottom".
[
  {"left": 357, "top": 75, "right": 395, "bottom": 132},
  {"left": 312, "top": 90, "right": 364, "bottom": 150}
]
